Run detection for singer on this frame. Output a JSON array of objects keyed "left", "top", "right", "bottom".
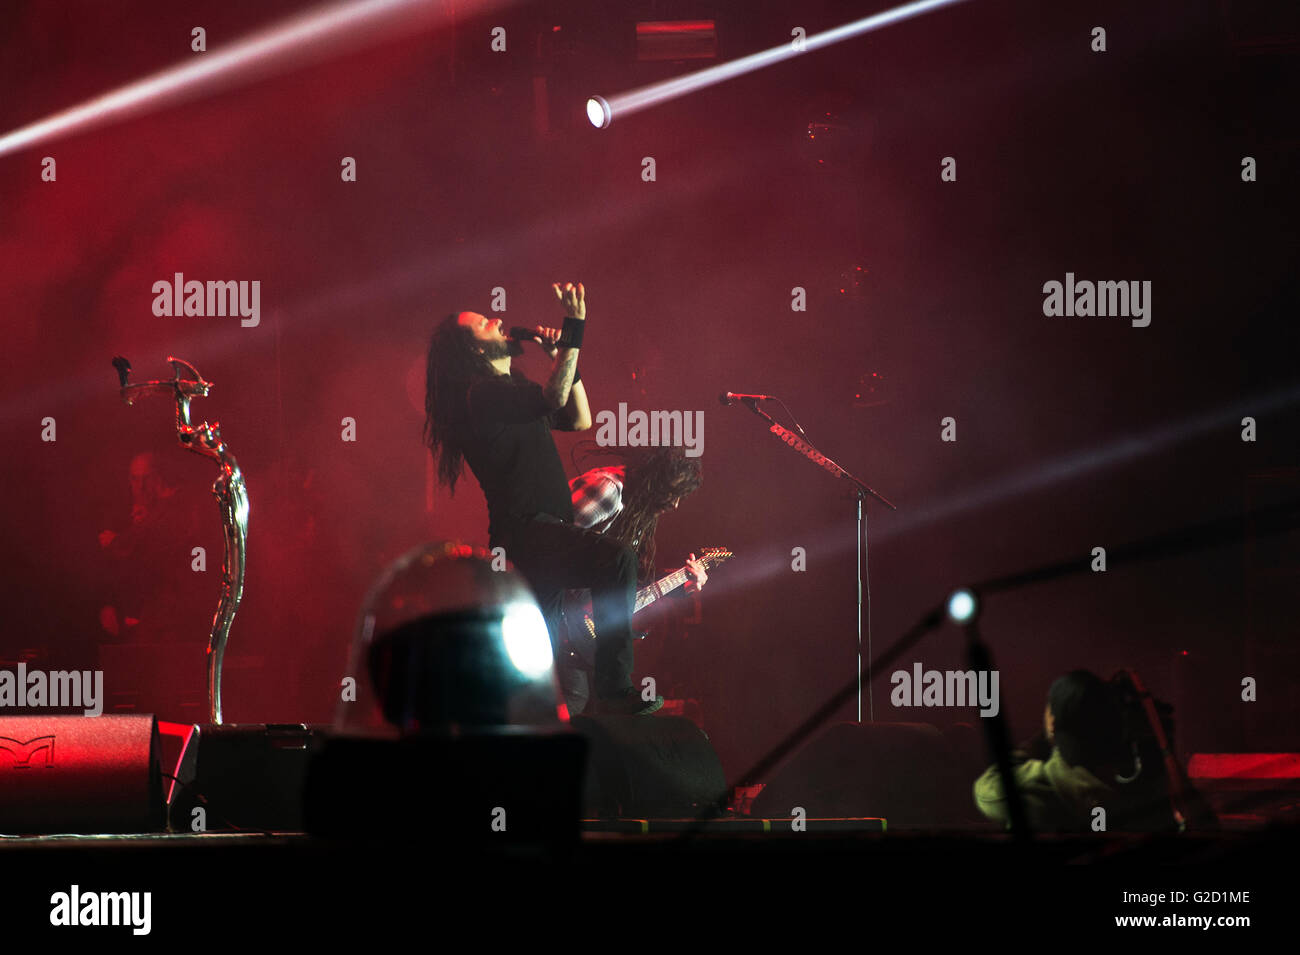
[{"left": 423, "top": 282, "right": 664, "bottom": 716}]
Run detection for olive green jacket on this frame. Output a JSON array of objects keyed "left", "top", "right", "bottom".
[{"left": 973, "top": 749, "right": 1114, "bottom": 831}]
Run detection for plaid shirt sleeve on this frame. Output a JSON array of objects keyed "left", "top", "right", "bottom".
[{"left": 569, "top": 468, "right": 623, "bottom": 533}]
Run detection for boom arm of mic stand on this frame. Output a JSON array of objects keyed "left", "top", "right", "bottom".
[
  {"left": 738, "top": 399, "right": 896, "bottom": 510},
  {"left": 114, "top": 355, "right": 248, "bottom": 725}
]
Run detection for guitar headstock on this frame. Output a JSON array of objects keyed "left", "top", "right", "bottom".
[{"left": 695, "top": 546, "right": 733, "bottom": 569}]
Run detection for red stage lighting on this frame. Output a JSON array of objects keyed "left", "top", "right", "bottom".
[{"left": 635, "top": 20, "right": 718, "bottom": 61}]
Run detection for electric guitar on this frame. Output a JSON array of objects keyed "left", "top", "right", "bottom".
[{"left": 561, "top": 546, "right": 733, "bottom": 668}]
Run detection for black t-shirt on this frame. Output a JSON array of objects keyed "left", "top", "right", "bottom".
[{"left": 460, "top": 371, "right": 575, "bottom": 540}]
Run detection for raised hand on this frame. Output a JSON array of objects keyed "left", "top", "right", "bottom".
[{"left": 552, "top": 281, "right": 586, "bottom": 321}]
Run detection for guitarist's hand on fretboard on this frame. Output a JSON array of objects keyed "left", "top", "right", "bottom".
[
  {"left": 564, "top": 547, "right": 732, "bottom": 668},
  {"left": 683, "top": 552, "right": 708, "bottom": 592}
]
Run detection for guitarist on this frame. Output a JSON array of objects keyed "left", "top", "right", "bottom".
[{"left": 559, "top": 446, "right": 707, "bottom": 714}]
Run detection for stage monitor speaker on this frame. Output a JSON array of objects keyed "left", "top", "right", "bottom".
[
  {"left": 0, "top": 715, "right": 164, "bottom": 834},
  {"left": 167, "top": 723, "right": 327, "bottom": 833},
  {"left": 303, "top": 730, "right": 587, "bottom": 847},
  {"left": 571, "top": 714, "right": 727, "bottom": 817},
  {"left": 750, "top": 721, "right": 986, "bottom": 828}
]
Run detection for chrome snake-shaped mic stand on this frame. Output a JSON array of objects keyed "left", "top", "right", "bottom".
[{"left": 112, "top": 356, "right": 248, "bottom": 725}]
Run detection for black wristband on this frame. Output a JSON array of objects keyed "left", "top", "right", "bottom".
[
  {"left": 558, "top": 316, "right": 585, "bottom": 349},
  {"left": 572, "top": 368, "right": 582, "bottom": 384}
]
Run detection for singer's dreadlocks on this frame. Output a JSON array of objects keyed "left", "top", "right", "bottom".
[{"left": 423, "top": 312, "right": 496, "bottom": 494}]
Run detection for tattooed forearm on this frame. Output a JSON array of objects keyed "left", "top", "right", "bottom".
[{"left": 544, "top": 346, "right": 580, "bottom": 410}]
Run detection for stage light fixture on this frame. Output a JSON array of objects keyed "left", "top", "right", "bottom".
[
  {"left": 502, "top": 602, "right": 553, "bottom": 678},
  {"left": 339, "top": 541, "right": 564, "bottom": 734},
  {"left": 586, "top": 95, "right": 612, "bottom": 128},
  {"left": 947, "top": 588, "right": 978, "bottom": 624}
]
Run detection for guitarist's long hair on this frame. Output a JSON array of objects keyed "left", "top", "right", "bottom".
[
  {"left": 424, "top": 312, "right": 496, "bottom": 494},
  {"left": 598, "top": 446, "right": 702, "bottom": 581}
]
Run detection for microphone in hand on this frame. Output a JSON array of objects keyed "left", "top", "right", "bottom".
[{"left": 508, "top": 326, "right": 542, "bottom": 345}]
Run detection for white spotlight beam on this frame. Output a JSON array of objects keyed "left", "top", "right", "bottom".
[
  {"left": 595, "top": 0, "right": 974, "bottom": 126},
  {"left": 0, "top": 0, "right": 507, "bottom": 158}
]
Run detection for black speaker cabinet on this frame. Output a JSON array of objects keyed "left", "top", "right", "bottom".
[
  {"left": 167, "top": 723, "right": 327, "bottom": 833},
  {"left": 0, "top": 715, "right": 164, "bottom": 833},
  {"left": 571, "top": 714, "right": 727, "bottom": 817},
  {"left": 303, "top": 729, "right": 587, "bottom": 847},
  {"left": 751, "top": 721, "right": 985, "bottom": 827}
]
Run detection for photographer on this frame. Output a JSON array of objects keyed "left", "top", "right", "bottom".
[{"left": 973, "top": 669, "right": 1213, "bottom": 832}]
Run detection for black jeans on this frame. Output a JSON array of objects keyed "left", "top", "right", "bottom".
[{"left": 493, "top": 516, "right": 637, "bottom": 702}]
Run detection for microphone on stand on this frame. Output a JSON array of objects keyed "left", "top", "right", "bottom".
[
  {"left": 720, "top": 391, "right": 807, "bottom": 438},
  {"left": 718, "top": 392, "right": 773, "bottom": 406}
]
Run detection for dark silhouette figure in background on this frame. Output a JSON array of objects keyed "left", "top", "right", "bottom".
[
  {"left": 974, "top": 669, "right": 1216, "bottom": 832},
  {"left": 97, "top": 451, "right": 206, "bottom": 643}
]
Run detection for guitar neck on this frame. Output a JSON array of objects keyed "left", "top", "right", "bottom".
[{"left": 633, "top": 567, "right": 691, "bottom": 615}]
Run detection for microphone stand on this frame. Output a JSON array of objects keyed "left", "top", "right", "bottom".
[
  {"left": 112, "top": 356, "right": 248, "bottom": 725},
  {"left": 736, "top": 397, "right": 896, "bottom": 721}
]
